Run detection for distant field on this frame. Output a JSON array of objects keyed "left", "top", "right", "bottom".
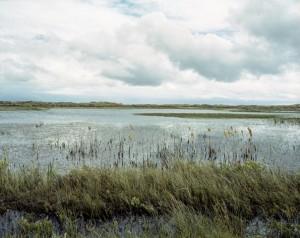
[{"left": 0, "top": 101, "right": 299, "bottom": 112}]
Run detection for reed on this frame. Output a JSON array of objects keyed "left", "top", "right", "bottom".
[
  {"left": 0, "top": 159, "right": 299, "bottom": 237},
  {"left": 36, "top": 126, "right": 259, "bottom": 170}
]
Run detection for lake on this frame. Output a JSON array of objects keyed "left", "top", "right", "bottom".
[{"left": 0, "top": 108, "right": 299, "bottom": 172}]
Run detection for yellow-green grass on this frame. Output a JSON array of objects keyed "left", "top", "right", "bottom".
[{"left": 0, "top": 160, "right": 299, "bottom": 237}]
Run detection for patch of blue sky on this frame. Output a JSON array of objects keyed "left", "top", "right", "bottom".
[{"left": 110, "top": 0, "right": 157, "bottom": 17}]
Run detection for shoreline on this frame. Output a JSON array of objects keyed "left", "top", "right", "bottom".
[{"left": 0, "top": 101, "right": 299, "bottom": 112}]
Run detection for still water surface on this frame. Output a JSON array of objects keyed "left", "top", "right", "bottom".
[{"left": 0, "top": 109, "right": 299, "bottom": 172}]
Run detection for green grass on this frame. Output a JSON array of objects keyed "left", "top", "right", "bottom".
[
  {"left": 0, "top": 106, "right": 46, "bottom": 111},
  {"left": 0, "top": 159, "right": 299, "bottom": 237},
  {"left": 0, "top": 101, "right": 299, "bottom": 112},
  {"left": 136, "top": 113, "right": 300, "bottom": 124},
  {"left": 17, "top": 216, "right": 54, "bottom": 237},
  {"left": 136, "top": 112, "right": 279, "bottom": 119},
  {"left": 274, "top": 117, "right": 300, "bottom": 125}
]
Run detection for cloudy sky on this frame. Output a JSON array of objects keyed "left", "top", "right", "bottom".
[{"left": 0, "top": 0, "right": 299, "bottom": 104}]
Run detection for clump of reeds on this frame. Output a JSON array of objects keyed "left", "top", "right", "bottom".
[{"left": 45, "top": 126, "right": 260, "bottom": 170}]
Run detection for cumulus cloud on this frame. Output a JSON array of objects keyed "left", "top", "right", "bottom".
[
  {"left": 0, "top": 0, "right": 299, "bottom": 103},
  {"left": 234, "top": 0, "right": 300, "bottom": 55}
]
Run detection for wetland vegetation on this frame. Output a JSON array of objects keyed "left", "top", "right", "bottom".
[
  {"left": 0, "top": 101, "right": 299, "bottom": 112},
  {"left": 1, "top": 159, "right": 300, "bottom": 237},
  {"left": 0, "top": 105, "right": 299, "bottom": 237},
  {"left": 136, "top": 112, "right": 278, "bottom": 119},
  {"left": 136, "top": 112, "right": 300, "bottom": 125}
]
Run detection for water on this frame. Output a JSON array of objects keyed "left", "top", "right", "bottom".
[{"left": 0, "top": 108, "right": 299, "bottom": 172}]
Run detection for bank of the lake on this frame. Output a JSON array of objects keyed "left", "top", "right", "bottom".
[{"left": 0, "top": 101, "right": 300, "bottom": 112}]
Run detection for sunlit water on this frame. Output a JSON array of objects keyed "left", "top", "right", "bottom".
[{"left": 0, "top": 109, "right": 299, "bottom": 172}]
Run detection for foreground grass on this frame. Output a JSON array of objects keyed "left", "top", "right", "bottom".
[
  {"left": 0, "top": 160, "right": 299, "bottom": 237},
  {"left": 5, "top": 209, "right": 238, "bottom": 238}
]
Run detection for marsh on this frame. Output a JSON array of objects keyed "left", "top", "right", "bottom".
[{"left": 0, "top": 108, "right": 299, "bottom": 171}]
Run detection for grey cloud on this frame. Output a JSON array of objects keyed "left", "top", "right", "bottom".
[
  {"left": 0, "top": 33, "right": 66, "bottom": 59},
  {"left": 0, "top": 0, "right": 299, "bottom": 103},
  {"left": 137, "top": 15, "right": 243, "bottom": 81},
  {"left": 234, "top": 0, "right": 300, "bottom": 55},
  {"left": 0, "top": 58, "right": 41, "bottom": 100},
  {"left": 103, "top": 63, "right": 167, "bottom": 86},
  {"left": 0, "top": 33, "right": 61, "bottom": 81},
  {"left": 136, "top": 2, "right": 300, "bottom": 82},
  {"left": 0, "top": 59, "right": 37, "bottom": 83},
  {"left": 175, "top": 55, "right": 239, "bottom": 81},
  {"left": 24, "top": 1, "right": 300, "bottom": 86}
]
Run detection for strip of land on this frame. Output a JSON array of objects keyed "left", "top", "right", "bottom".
[
  {"left": 0, "top": 101, "right": 299, "bottom": 112},
  {"left": 136, "top": 113, "right": 300, "bottom": 125},
  {"left": 136, "top": 112, "right": 279, "bottom": 119}
]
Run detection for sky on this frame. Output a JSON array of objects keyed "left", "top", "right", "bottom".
[{"left": 0, "top": 0, "right": 299, "bottom": 104}]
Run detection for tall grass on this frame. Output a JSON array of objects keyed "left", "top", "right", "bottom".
[{"left": 0, "top": 159, "right": 299, "bottom": 236}]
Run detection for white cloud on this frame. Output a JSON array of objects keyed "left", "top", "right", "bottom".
[{"left": 0, "top": 0, "right": 299, "bottom": 103}]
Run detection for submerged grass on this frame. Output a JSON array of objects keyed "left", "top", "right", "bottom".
[
  {"left": 6, "top": 210, "right": 239, "bottom": 238},
  {"left": 136, "top": 113, "right": 300, "bottom": 125},
  {"left": 0, "top": 159, "right": 300, "bottom": 237},
  {"left": 135, "top": 112, "right": 279, "bottom": 119}
]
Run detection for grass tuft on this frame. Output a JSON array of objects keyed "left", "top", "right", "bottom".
[{"left": 0, "top": 160, "right": 299, "bottom": 237}]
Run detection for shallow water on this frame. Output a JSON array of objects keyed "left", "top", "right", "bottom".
[{"left": 0, "top": 108, "right": 299, "bottom": 172}]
